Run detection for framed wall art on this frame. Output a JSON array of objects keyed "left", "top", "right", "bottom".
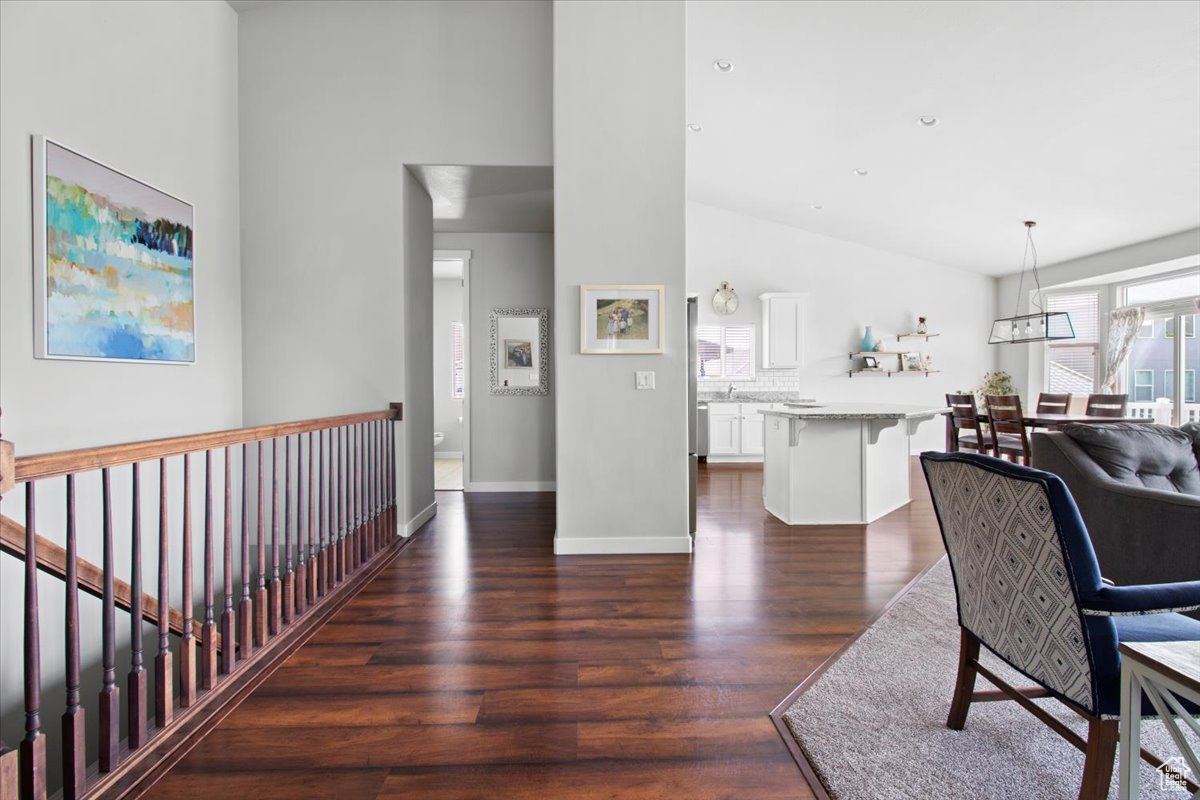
[
  {"left": 579, "top": 284, "right": 664, "bottom": 354},
  {"left": 33, "top": 136, "right": 195, "bottom": 363},
  {"left": 490, "top": 308, "right": 550, "bottom": 395}
]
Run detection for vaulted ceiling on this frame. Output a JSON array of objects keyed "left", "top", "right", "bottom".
[{"left": 687, "top": 0, "right": 1200, "bottom": 275}]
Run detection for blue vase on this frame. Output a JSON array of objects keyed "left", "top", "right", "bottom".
[{"left": 861, "top": 326, "right": 877, "bottom": 353}]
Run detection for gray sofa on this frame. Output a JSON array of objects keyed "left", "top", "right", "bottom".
[{"left": 1032, "top": 422, "right": 1200, "bottom": 595}]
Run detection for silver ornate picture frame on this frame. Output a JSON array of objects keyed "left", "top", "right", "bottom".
[{"left": 489, "top": 308, "right": 550, "bottom": 395}]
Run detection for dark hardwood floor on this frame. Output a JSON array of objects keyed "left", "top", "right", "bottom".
[{"left": 148, "top": 461, "right": 944, "bottom": 799}]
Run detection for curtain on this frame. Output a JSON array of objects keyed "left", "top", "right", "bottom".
[{"left": 1100, "top": 306, "right": 1145, "bottom": 393}]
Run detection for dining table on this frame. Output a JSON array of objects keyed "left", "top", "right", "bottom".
[{"left": 947, "top": 412, "right": 1155, "bottom": 452}]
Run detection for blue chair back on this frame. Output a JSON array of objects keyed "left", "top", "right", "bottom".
[{"left": 920, "top": 451, "right": 1117, "bottom": 716}]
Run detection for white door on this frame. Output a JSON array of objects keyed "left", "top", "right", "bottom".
[
  {"left": 709, "top": 412, "right": 742, "bottom": 455},
  {"left": 740, "top": 404, "right": 770, "bottom": 454}
]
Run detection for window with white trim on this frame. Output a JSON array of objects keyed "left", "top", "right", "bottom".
[
  {"left": 1132, "top": 369, "right": 1154, "bottom": 402},
  {"left": 1044, "top": 291, "right": 1099, "bottom": 394},
  {"left": 450, "top": 321, "right": 465, "bottom": 399},
  {"left": 1165, "top": 369, "right": 1197, "bottom": 403},
  {"left": 697, "top": 325, "right": 755, "bottom": 380}
]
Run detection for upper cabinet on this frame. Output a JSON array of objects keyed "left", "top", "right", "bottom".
[{"left": 759, "top": 293, "right": 807, "bottom": 369}]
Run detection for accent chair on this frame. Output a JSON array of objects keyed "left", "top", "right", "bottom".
[{"left": 920, "top": 451, "right": 1200, "bottom": 800}]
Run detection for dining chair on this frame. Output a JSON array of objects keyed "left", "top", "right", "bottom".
[
  {"left": 1085, "top": 393, "right": 1128, "bottom": 418},
  {"left": 944, "top": 393, "right": 989, "bottom": 454},
  {"left": 985, "top": 394, "right": 1031, "bottom": 464},
  {"left": 1036, "top": 392, "right": 1071, "bottom": 415},
  {"left": 920, "top": 451, "right": 1200, "bottom": 800}
]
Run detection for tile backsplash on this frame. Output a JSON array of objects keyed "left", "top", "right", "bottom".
[{"left": 698, "top": 368, "right": 799, "bottom": 393}]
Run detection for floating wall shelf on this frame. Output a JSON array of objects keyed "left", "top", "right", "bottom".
[
  {"left": 847, "top": 369, "right": 942, "bottom": 378},
  {"left": 896, "top": 332, "right": 941, "bottom": 341}
]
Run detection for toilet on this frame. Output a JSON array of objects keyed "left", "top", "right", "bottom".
[{"left": 434, "top": 432, "right": 445, "bottom": 447}]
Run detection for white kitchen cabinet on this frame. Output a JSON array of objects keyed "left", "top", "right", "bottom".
[
  {"left": 708, "top": 403, "right": 742, "bottom": 455},
  {"left": 759, "top": 293, "right": 807, "bottom": 369},
  {"left": 739, "top": 403, "right": 771, "bottom": 455},
  {"left": 707, "top": 402, "right": 771, "bottom": 458}
]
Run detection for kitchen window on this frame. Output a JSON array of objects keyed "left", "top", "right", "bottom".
[
  {"left": 697, "top": 324, "right": 755, "bottom": 380},
  {"left": 1044, "top": 291, "right": 1099, "bottom": 394}
]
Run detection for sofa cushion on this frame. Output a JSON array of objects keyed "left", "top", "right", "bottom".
[
  {"left": 1062, "top": 422, "right": 1200, "bottom": 495},
  {"left": 1182, "top": 422, "right": 1200, "bottom": 465}
]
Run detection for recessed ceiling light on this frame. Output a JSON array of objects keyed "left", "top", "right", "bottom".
[
  {"left": 687, "top": 123, "right": 702, "bottom": 133},
  {"left": 917, "top": 116, "right": 939, "bottom": 127},
  {"left": 853, "top": 168, "right": 869, "bottom": 177},
  {"left": 713, "top": 59, "right": 734, "bottom": 73},
  {"left": 811, "top": 204, "right": 823, "bottom": 210}
]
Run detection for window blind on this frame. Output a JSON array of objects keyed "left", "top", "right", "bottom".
[
  {"left": 1045, "top": 292, "right": 1098, "bottom": 394},
  {"left": 451, "top": 321, "right": 465, "bottom": 399}
]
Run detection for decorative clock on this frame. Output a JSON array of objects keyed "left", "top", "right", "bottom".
[{"left": 712, "top": 281, "right": 739, "bottom": 315}]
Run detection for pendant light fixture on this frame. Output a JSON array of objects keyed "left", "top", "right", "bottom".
[{"left": 988, "top": 221, "right": 1075, "bottom": 345}]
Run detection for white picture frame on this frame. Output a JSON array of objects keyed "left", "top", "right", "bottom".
[
  {"left": 33, "top": 135, "right": 196, "bottom": 364},
  {"left": 579, "top": 284, "right": 665, "bottom": 354}
]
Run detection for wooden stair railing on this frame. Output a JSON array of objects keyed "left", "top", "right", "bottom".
[
  {"left": 0, "top": 405, "right": 404, "bottom": 800},
  {"left": 0, "top": 515, "right": 216, "bottom": 647}
]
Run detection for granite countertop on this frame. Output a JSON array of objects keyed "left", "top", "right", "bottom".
[
  {"left": 697, "top": 392, "right": 817, "bottom": 404},
  {"left": 761, "top": 402, "right": 951, "bottom": 420}
]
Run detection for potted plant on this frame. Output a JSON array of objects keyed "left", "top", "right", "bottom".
[{"left": 972, "top": 370, "right": 1015, "bottom": 412}]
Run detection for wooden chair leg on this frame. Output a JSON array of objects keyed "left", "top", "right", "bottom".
[
  {"left": 947, "top": 628, "right": 979, "bottom": 730},
  {"left": 1078, "top": 719, "right": 1118, "bottom": 800}
]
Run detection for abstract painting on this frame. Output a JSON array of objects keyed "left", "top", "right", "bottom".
[{"left": 34, "top": 137, "right": 195, "bottom": 363}]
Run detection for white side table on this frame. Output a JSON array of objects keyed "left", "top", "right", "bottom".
[{"left": 1118, "top": 640, "right": 1200, "bottom": 799}]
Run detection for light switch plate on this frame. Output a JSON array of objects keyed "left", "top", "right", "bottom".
[{"left": 635, "top": 371, "right": 655, "bottom": 390}]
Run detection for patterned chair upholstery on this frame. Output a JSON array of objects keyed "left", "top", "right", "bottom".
[{"left": 920, "top": 451, "right": 1200, "bottom": 800}]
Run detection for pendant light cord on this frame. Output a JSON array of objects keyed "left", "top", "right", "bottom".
[{"left": 1012, "top": 222, "right": 1042, "bottom": 318}]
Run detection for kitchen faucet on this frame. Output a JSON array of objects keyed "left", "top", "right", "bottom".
[{"left": 727, "top": 383, "right": 736, "bottom": 398}]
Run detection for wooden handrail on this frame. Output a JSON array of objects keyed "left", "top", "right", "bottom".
[
  {"left": 14, "top": 409, "right": 398, "bottom": 483},
  {"left": 0, "top": 514, "right": 217, "bottom": 648},
  {"left": 1, "top": 406, "right": 400, "bottom": 799}
]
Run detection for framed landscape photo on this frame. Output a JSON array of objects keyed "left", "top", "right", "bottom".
[
  {"left": 33, "top": 136, "right": 195, "bottom": 363},
  {"left": 579, "top": 284, "right": 665, "bottom": 354}
]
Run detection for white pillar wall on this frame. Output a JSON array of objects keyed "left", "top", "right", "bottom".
[{"left": 552, "top": 0, "right": 691, "bottom": 554}]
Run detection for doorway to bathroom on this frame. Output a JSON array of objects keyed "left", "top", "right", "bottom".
[{"left": 433, "top": 249, "right": 470, "bottom": 491}]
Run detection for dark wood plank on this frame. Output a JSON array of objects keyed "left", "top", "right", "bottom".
[{"left": 148, "top": 461, "right": 944, "bottom": 799}]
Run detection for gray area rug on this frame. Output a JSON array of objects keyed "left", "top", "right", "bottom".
[{"left": 781, "top": 558, "right": 1199, "bottom": 800}]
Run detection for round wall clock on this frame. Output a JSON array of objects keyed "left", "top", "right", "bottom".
[{"left": 712, "top": 281, "right": 739, "bottom": 315}]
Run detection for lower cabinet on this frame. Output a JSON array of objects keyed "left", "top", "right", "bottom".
[{"left": 708, "top": 403, "right": 774, "bottom": 459}]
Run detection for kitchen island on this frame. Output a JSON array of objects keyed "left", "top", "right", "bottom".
[{"left": 760, "top": 403, "right": 949, "bottom": 525}]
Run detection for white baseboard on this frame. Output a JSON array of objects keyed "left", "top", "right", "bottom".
[
  {"left": 706, "top": 455, "right": 764, "bottom": 464},
  {"left": 553, "top": 534, "right": 693, "bottom": 555},
  {"left": 404, "top": 501, "right": 437, "bottom": 536},
  {"left": 434, "top": 451, "right": 463, "bottom": 459},
  {"left": 466, "top": 481, "right": 556, "bottom": 492}
]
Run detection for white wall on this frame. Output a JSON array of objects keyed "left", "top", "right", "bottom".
[
  {"left": 0, "top": 0, "right": 242, "bottom": 784},
  {"left": 554, "top": 0, "right": 690, "bottom": 554},
  {"left": 433, "top": 278, "right": 465, "bottom": 455},
  {"left": 995, "top": 228, "right": 1200, "bottom": 397},
  {"left": 402, "top": 171, "right": 435, "bottom": 530},
  {"left": 0, "top": 0, "right": 243, "bottom": 452},
  {"left": 435, "top": 233, "right": 556, "bottom": 488},
  {"left": 236, "top": 0, "right": 552, "bottom": 530},
  {"left": 688, "top": 202, "right": 998, "bottom": 452}
]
